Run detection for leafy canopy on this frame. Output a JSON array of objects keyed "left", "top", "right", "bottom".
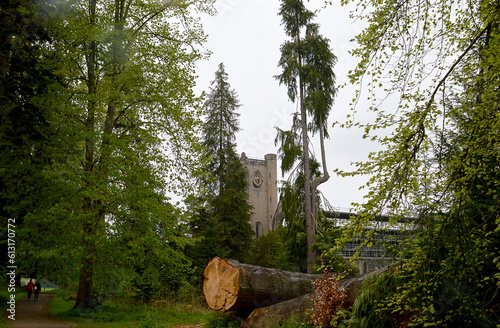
[
  {"left": 1, "top": 0, "right": 214, "bottom": 306},
  {"left": 330, "top": 0, "right": 500, "bottom": 325}
]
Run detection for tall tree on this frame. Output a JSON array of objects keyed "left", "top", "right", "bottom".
[
  {"left": 0, "top": 0, "right": 74, "bottom": 280},
  {"left": 333, "top": 0, "right": 500, "bottom": 324},
  {"left": 302, "top": 23, "right": 337, "bottom": 221},
  {"left": 202, "top": 62, "right": 242, "bottom": 195},
  {"left": 2, "top": 0, "right": 213, "bottom": 308},
  {"left": 211, "top": 155, "right": 254, "bottom": 261},
  {"left": 276, "top": 0, "right": 337, "bottom": 273},
  {"left": 189, "top": 63, "right": 253, "bottom": 264}
]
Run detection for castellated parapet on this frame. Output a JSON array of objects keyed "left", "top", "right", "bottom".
[{"left": 240, "top": 153, "right": 278, "bottom": 238}]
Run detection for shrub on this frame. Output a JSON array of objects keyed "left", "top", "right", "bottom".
[
  {"left": 348, "top": 270, "right": 406, "bottom": 328},
  {"left": 318, "top": 251, "right": 360, "bottom": 278},
  {"left": 244, "top": 230, "right": 285, "bottom": 269},
  {"left": 203, "top": 312, "right": 239, "bottom": 328},
  {"left": 275, "top": 318, "right": 314, "bottom": 327},
  {"left": 0, "top": 292, "right": 8, "bottom": 310},
  {"left": 308, "top": 271, "right": 348, "bottom": 327}
]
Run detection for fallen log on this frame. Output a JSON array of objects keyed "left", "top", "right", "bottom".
[
  {"left": 241, "top": 294, "right": 312, "bottom": 328},
  {"left": 203, "top": 257, "right": 320, "bottom": 312},
  {"left": 241, "top": 266, "right": 390, "bottom": 328}
]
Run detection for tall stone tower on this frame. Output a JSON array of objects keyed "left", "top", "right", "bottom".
[{"left": 240, "top": 153, "right": 278, "bottom": 238}]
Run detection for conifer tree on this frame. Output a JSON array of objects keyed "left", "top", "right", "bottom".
[
  {"left": 202, "top": 63, "right": 242, "bottom": 196},
  {"left": 276, "top": 0, "right": 337, "bottom": 273},
  {"left": 193, "top": 63, "right": 253, "bottom": 263}
]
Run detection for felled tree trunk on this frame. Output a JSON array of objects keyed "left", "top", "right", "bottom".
[
  {"left": 241, "top": 266, "right": 390, "bottom": 328},
  {"left": 203, "top": 257, "right": 320, "bottom": 312},
  {"left": 241, "top": 294, "right": 312, "bottom": 328}
]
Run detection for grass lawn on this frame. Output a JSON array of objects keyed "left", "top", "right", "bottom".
[
  {"left": 49, "top": 293, "right": 215, "bottom": 328},
  {"left": 1, "top": 286, "right": 235, "bottom": 328}
]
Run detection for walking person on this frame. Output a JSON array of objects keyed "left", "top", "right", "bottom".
[
  {"left": 34, "top": 280, "right": 41, "bottom": 301},
  {"left": 26, "top": 279, "right": 35, "bottom": 301}
]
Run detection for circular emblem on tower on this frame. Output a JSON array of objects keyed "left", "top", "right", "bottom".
[{"left": 252, "top": 173, "right": 263, "bottom": 188}]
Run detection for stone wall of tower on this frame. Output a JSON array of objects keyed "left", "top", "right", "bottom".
[{"left": 240, "top": 153, "right": 278, "bottom": 237}]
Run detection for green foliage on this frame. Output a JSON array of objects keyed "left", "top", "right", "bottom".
[
  {"left": 273, "top": 318, "right": 314, "bottom": 328},
  {"left": 318, "top": 252, "right": 360, "bottom": 279},
  {"left": 203, "top": 312, "right": 240, "bottom": 328},
  {"left": 347, "top": 263, "right": 497, "bottom": 328},
  {"left": 184, "top": 204, "right": 227, "bottom": 286},
  {"left": 348, "top": 272, "right": 400, "bottom": 328},
  {"left": 314, "top": 225, "right": 360, "bottom": 278},
  {"left": 186, "top": 62, "right": 253, "bottom": 277},
  {"left": 0, "top": 291, "right": 8, "bottom": 313},
  {"left": 211, "top": 180, "right": 254, "bottom": 261},
  {"left": 328, "top": 0, "right": 500, "bottom": 325},
  {"left": 329, "top": 309, "right": 351, "bottom": 328},
  {"left": 276, "top": 170, "right": 309, "bottom": 272},
  {"left": 1, "top": 0, "right": 214, "bottom": 307},
  {"left": 202, "top": 62, "right": 242, "bottom": 195},
  {"left": 276, "top": 0, "right": 338, "bottom": 273},
  {"left": 0, "top": 0, "right": 76, "bottom": 281},
  {"left": 275, "top": 159, "right": 337, "bottom": 273},
  {"left": 244, "top": 230, "right": 285, "bottom": 269},
  {"left": 68, "top": 305, "right": 132, "bottom": 322}
]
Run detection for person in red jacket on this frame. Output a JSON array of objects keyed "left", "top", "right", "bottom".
[{"left": 26, "top": 279, "right": 35, "bottom": 301}]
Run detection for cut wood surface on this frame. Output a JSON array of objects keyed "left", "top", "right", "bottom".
[{"left": 203, "top": 257, "right": 320, "bottom": 311}]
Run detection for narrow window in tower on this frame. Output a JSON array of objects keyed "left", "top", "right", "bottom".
[{"left": 255, "top": 222, "right": 263, "bottom": 238}]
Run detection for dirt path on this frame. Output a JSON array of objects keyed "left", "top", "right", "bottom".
[{"left": 6, "top": 294, "right": 75, "bottom": 328}]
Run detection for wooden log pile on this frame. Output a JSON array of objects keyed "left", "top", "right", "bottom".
[{"left": 203, "top": 257, "right": 388, "bottom": 327}]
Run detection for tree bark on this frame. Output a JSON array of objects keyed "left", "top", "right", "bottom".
[
  {"left": 311, "top": 116, "right": 330, "bottom": 221},
  {"left": 74, "top": 0, "right": 98, "bottom": 308},
  {"left": 203, "top": 257, "right": 320, "bottom": 312},
  {"left": 241, "top": 294, "right": 312, "bottom": 328},
  {"left": 295, "top": 22, "right": 314, "bottom": 275},
  {"left": 241, "top": 266, "right": 390, "bottom": 327},
  {"left": 74, "top": 241, "right": 96, "bottom": 308}
]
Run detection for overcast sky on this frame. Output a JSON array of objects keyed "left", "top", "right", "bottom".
[{"left": 194, "top": 0, "right": 378, "bottom": 210}]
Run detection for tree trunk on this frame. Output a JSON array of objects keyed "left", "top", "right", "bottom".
[
  {"left": 241, "top": 294, "right": 312, "bottom": 328},
  {"left": 74, "top": 0, "right": 98, "bottom": 308},
  {"left": 311, "top": 116, "right": 330, "bottom": 221},
  {"left": 203, "top": 257, "right": 320, "bottom": 312},
  {"left": 241, "top": 266, "right": 390, "bottom": 327},
  {"left": 74, "top": 248, "right": 96, "bottom": 308},
  {"left": 297, "top": 39, "right": 314, "bottom": 275}
]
